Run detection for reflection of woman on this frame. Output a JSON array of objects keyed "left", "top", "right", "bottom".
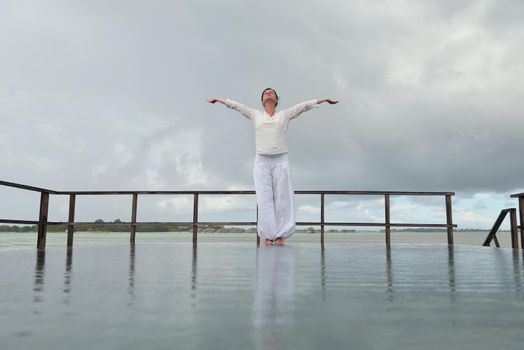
[
  {"left": 208, "top": 89, "right": 338, "bottom": 245},
  {"left": 252, "top": 245, "right": 295, "bottom": 349}
]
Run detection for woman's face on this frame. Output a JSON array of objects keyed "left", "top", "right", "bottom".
[{"left": 262, "top": 89, "right": 278, "bottom": 106}]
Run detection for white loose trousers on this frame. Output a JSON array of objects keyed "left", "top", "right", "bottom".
[{"left": 253, "top": 152, "right": 296, "bottom": 240}]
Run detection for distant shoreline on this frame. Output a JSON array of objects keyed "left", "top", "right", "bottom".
[{"left": 0, "top": 223, "right": 498, "bottom": 234}]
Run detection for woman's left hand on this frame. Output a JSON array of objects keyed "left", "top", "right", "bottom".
[{"left": 318, "top": 98, "right": 339, "bottom": 104}]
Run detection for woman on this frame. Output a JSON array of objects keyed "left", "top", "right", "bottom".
[{"left": 207, "top": 88, "right": 338, "bottom": 245}]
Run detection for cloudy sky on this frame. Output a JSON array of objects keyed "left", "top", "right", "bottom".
[{"left": 1, "top": 0, "right": 523, "bottom": 231}]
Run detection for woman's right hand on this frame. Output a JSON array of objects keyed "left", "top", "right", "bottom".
[{"left": 207, "top": 98, "right": 218, "bottom": 103}]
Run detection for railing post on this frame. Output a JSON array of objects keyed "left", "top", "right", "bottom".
[
  {"left": 37, "top": 191, "right": 49, "bottom": 250},
  {"left": 482, "top": 209, "right": 508, "bottom": 247},
  {"left": 320, "top": 193, "right": 325, "bottom": 245},
  {"left": 519, "top": 197, "right": 524, "bottom": 250},
  {"left": 67, "top": 194, "right": 76, "bottom": 248},
  {"left": 256, "top": 204, "right": 260, "bottom": 246},
  {"left": 130, "top": 193, "right": 138, "bottom": 245},
  {"left": 193, "top": 193, "right": 199, "bottom": 245},
  {"left": 509, "top": 208, "right": 518, "bottom": 249},
  {"left": 384, "top": 194, "right": 391, "bottom": 246},
  {"left": 445, "top": 194, "right": 454, "bottom": 245}
]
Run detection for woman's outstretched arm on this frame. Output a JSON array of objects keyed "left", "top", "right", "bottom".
[
  {"left": 282, "top": 97, "right": 338, "bottom": 120},
  {"left": 316, "top": 98, "right": 339, "bottom": 105},
  {"left": 281, "top": 99, "right": 318, "bottom": 120},
  {"left": 207, "top": 98, "right": 256, "bottom": 120}
]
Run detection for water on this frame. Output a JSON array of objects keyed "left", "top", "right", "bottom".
[
  {"left": 1, "top": 234, "right": 524, "bottom": 349},
  {"left": 0, "top": 230, "right": 514, "bottom": 249}
]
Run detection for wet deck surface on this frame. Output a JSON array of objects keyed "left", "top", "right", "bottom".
[{"left": 1, "top": 240, "right": 524, "bottom": 349}]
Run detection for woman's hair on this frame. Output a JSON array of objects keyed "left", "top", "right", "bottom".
[{"left": 261, "top": 88, "right": 279, "bottom": 107}]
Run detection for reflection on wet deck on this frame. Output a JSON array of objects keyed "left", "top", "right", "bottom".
[{"left": 3, "top": 243, "right": 524, "bottom": 349}]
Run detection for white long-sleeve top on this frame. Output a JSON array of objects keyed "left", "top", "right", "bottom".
[{"left": 223, "top": 98, "right": 319, "bottom": 154}]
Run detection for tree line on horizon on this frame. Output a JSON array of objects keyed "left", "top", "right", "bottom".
[
  {"left": 0, "top": 219, "right": 197, "bottom": 232},
  {"left": 0, "top": 220, "right": 492, "bottom": 233}
]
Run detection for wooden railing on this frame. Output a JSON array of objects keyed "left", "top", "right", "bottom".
[
  {"left": 480, "top": 192, "right": 524, "bottom": 250},
  {"left": 0, "top": 180, "right": 457, "bottom": 250},
  {"left": 482, "top": 208, "right": 520, "bottom": 249},
  {"left": 508, "top": 192, "right": 524, "bottom": 249}
]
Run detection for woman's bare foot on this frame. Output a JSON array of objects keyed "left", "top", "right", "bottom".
[
  {"left": 264, "top": 239, "right": 273, "bottom": 245},
  {"left": 274, "top": 237, "right": 284, "bottom": 245}
]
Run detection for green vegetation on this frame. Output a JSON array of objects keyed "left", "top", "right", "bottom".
[
  {"left": 0, "top": 222, "right": 355, "bottom": 233},
  {"left": 0, "top": 222, "right": 492, "bottom": 233},
  {"left": 379, "top": 228, "right": 491, "bottom": 232},
  {"left": 0, "top": 219, "right": 199, "bottom": 233},
  {"left": 0, "top": 225, "right": 36, "bottom": 232}
]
